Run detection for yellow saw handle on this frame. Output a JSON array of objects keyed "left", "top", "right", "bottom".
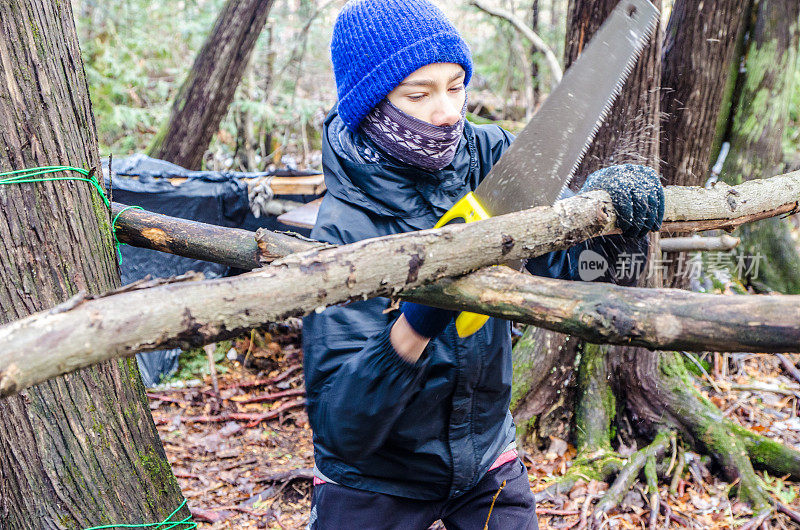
[{"left": 434, "top": 192, "right": 492, "bottom": 338}]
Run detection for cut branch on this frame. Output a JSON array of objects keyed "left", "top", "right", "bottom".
[
  {"left": 2, "top": 173, "right": 800, "bottom": 397},
  {"left": 111, "top": 202, "right": 323, "bottom": 268},
  {"left": 116, "top": 171, "right": 800, "bottom": 268}
]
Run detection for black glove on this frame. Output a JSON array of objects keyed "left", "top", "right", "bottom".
[
  {"left": 579, "top": 164, "right": 665, "bottom": 238},
  {"left": 400, "top": 302, "right": 455, "bottom": 339}
]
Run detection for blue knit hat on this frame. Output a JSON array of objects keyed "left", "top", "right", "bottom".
[{"left": 331, "top": 0, "right": 473, "bottom": 132}]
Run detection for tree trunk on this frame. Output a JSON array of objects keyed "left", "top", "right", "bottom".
[
  {"left": 512, "top": 0, "right": 663, "bottom": 448},
  {"left": 613, "top": 0, "right": 797, "bottom": 510},
  {"left": 529, "top": 0, "right": 541, "bottom": 107},
  {"left": 147, "top": 0, "right": 275, "bottom": 170},
  {"left": 0, "top": 2, "right": 187, "bottom": 528},
  {"left": 660, "top": 0, "right": 751, "bottom": 289},
  {"left": 720, "top": 0, "right": 800, "bottom": 294}
]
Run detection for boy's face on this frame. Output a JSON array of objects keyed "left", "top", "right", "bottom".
[{"left": 386, "top": 62, "right": 466, "bottom": 127}]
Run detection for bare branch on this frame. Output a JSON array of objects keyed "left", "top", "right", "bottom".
[{"left": 470, "top": 0, "right": 563, "bottom": 88}]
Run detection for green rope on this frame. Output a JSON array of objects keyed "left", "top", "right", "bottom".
[
  {"left": 112, "top": 205, "right": 145, "bottom": 256},
  {"left": 0, "top": 165, "right": 143, "bottom": 261},
  {"left": 82, "top": 499, "right": 197, "bottom": 530},
  {"left": 0, "top": 165, "right": 110, "bottom": 208}
]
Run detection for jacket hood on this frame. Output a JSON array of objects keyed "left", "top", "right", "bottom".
[{"left": 321, "top": 105, "right": 478, "bottom": 222}]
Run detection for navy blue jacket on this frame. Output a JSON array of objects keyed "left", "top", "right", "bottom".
[{"left": 302, "top": 107, "right": 647, "bottom": 501}]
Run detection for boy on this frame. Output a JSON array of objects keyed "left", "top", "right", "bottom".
[{"left": 303, "top": 1, "right": 664, "bottom": 528}]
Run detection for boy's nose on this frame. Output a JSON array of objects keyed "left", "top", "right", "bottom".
[{"left": 431, "top": 99, "right": 461, "bottom": 127}]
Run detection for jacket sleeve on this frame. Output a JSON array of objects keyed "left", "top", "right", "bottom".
[
  {"left": 524, "top": 188, "right": 650, "bottom": 286},
  {"left": 302, "top": 206, "right": 431, "bottom": 463}
]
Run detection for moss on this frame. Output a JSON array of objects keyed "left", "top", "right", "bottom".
[
  {"left": 137, "top": 445, "right": 176, "bottom": 510},
  {"left": 734, "top": 423, "right": 800, "bottom": 479},
  {"left": 575, "top": 343, "right": 614, "bottom": 452},
  {"left": 544, "top": 451, "right": 625, "bottom": 494}
]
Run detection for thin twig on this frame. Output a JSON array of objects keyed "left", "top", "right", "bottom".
[{"left": 469, "top": 0, "right": 562, "bottom": 87}]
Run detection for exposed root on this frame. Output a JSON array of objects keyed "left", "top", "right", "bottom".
[
  {"left": 533, "top": 452, "right": 623, "bottom": 503},
  {"left": 644, "top": 454, "right": 659, "bottom": 530},
  {"left": 590, "top": 432, "right": 672, "bottom": 522},
  {"left": 734, "top": 423, "right": 800, "bottom": 479},
  {"left": 739, "top": 507, "right": 774, "bottom": 530},
  {"left": 669, "top": 443, "right": 685, "bottom": 496}
]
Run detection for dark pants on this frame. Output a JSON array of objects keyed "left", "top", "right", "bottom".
[{"left": 308, "top": 459, "right": 539, "bottom": 529}]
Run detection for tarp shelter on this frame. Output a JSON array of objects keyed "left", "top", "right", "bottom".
[{"left": 104, "top": 154, "right": 322, "bottom": 386}]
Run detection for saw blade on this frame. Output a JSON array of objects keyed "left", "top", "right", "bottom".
[{"left": 473, "top": 0, "right": 659, "bottom": 216}]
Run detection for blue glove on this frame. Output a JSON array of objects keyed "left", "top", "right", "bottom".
[
  {"left": 579, "top": 164, "right": 665, "bottom": 239},
  {"left": 400, "top": 302, "right": 455, "bottom": 339}
]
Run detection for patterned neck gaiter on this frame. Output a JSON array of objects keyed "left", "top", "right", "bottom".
[{"left": 361, "top": 97, "right": 467, "bottom": 171}]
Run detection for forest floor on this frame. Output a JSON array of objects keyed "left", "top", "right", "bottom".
[{"left": 148, "top": 324, "right": 800, "bottom": 529}]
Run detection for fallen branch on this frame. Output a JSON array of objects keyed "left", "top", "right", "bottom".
[
  {"left": 221, "top": 364, "right": 302, "bottom": 391},
  {"left": 112, "top": 171, "right": 800, "bottom": 269},
  {"left": 776, "top": 354, "right": 800, "bottom": 386},
  {"left": 170, "top": 398, "right": 306, "bottom": 426},
  {"left": 111, "top": 202, "right": 321, "bottom": 268},
  {"left": 231, "top": 387, "right": 305, "bottom": 404},
  {"left": 412, "top": 266, "right": 800, "bottom": 353},
  {"left": 2, "top": 173, "right": 800, "bottom": 397},
  {"left": 1, "top": 190, "right": 618, "bottom": 397}
]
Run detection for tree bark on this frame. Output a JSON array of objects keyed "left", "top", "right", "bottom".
[
  {"left": 0, "top": 1, "right": 187, "bottom": 528},
  {"left": 720, "top": 0, "right": 800, "bottom": 294},
  {"left": 660, "top": 0, "right": 751, "bottom": 289},
  {"left": 147, "top": 0, "right": 275, "bottom": 169}
]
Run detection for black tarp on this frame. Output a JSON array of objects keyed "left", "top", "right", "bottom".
[{"left": 104, "top": 154, "right": 319, "bottom": 386}]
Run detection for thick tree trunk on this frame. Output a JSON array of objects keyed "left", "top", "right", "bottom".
[
  {"left": 660, "top": 0, "right": 751, "bottom": 289},
  {"left": 512, "top": 0, "right": 663, "bottom": 446},
  {"left": 0, "top": 2, "right": 187, "bottom": 528},
  {"left": 720, "top": 0, "right": 800, "bottom": 294},
  {"left": 147, "top": 0, "right": 275, "bottom": 169}
]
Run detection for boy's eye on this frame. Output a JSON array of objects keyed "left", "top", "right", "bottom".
[
  {"left": 449, "top": 85, "right": 465, "bottom": 92},
  {"left": 407, "top": 94, "right": 426, "bottom": 101}
]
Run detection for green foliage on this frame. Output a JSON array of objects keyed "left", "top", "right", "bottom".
[
  {"left": 77, "top": 0, "right": 228, "bottom": 155},
  {"left": 785, "top": 68, "right": 800, "bottom": 156},
  {"left": 166, "top": 341, "right": 231, "bottom": 383},
  {"left": 761, "top": 471, "right": 798, "bottom": 505}
]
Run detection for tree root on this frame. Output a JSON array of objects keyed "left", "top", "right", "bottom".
[
  {"left": 590, "top": 432, "right": 672, "bottom": 523},
  {"left": 533, "top": 452, "right": 624, "bottom": 503},
  {"left": 739, "top": 507, "right": 774, "bottom": 530}
]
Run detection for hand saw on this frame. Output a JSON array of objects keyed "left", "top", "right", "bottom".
[{"left": 435, "top": 0, "right": 659, "bottom": 338}]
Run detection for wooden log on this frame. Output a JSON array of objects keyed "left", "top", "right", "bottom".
[
  {"left": 409, "top": 267, "right": 800, "bottom": 353},
  {"left": 111, "top": 202, "right": 323, "bottom": 268},
  {"left": 116, "top": 171, "right": 800, "bottom": 269},
  {"left": 2, "top": 173, "right": 800, "bottom": 397}
]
